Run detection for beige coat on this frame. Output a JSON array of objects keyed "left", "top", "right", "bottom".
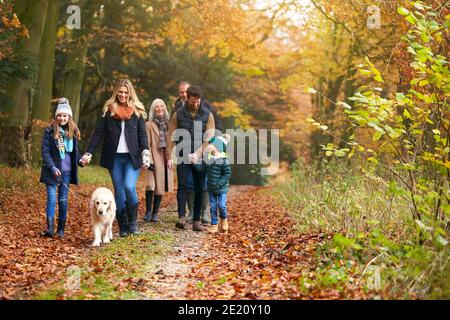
[{"left": 145, "top": 120, "right": 174, "bottom": 195}]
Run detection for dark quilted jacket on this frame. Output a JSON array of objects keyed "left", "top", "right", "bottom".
[{"left": 204, "top": 156, "right": 231, "bottom": 194}]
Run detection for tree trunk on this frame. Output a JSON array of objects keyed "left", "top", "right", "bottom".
[
  {"left": 0, "top": 0, "right": 48, "bottom": 166},
  {"left": 29, "top": 0, "right": 60, "bottom": 164},
  {"left": 60, "top": 1, "right": 99, "bottom": 122}
]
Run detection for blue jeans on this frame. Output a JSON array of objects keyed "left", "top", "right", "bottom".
[
  {"left": 209, "top": 193, "right": 227, "bottom": 225},
  {"left": 109, "top": 153, "right": 140, "bottom": 211},
  {"left": 45, "top": 172, "right": 71, "bottom": 222}
]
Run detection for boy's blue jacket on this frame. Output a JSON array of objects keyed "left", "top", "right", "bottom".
[{"left": 39, "top": 127, "right": 82, "bottom": 185}]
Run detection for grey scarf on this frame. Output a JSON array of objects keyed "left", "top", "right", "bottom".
[{"left": 153, "top": 117, "right": 168, "bottom": 149}]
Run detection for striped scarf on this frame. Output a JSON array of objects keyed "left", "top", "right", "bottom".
[
  {"left": 57, "top": 127, "right": 73, "bottom": 159},
  {"left": 153, "top": 118, "right": 168, "bottom": 149}
]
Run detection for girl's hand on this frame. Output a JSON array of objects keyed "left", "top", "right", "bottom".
[
  {"left": 51, "top": 166, "right": 61, "bottom": 177},
  {"left": 81, "top": 153, "right": 92, "bottom": 166}
]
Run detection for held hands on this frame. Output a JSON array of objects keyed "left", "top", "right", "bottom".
[
  {"left": 79, "top": 153, "right": 92, "bottom": 167},
  {"left": 142, "top": 149, "right": 151, "bottom": 169},
  {"left": 188, "top": 153, "right": 198, "bottom": 164}
]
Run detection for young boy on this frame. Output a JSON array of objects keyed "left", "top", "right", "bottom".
[{"left": 203, "top": 134, "right": 232, "bottom": 233}]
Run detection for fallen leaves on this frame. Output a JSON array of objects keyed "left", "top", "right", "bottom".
[
  {"left": 1, "top": 170, "right": 373, "bottom": 300},
  {"left": 184, "top": 186, "right": 368, "bottom": 299}
]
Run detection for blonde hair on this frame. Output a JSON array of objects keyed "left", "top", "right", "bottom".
[
  {"left": 50, "top": 117, "right": 81, "bottom": 140},
  {"left": 102, "top": 79, "right": 147, "bottom": 119},
  {"left": 149, "top": 98, "right": 169, "bottom": 121}
]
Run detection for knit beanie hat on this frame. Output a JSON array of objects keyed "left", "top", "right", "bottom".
[
  {"left": 209, "top": 134, "right": 230, "bottom": 153},
  {"left": 55, "top": 97, "right": 73, "bottom": 118}
]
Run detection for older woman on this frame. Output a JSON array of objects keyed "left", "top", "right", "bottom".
[
  {"left": 80, "top": 79, "right": 151, "bottom": 237},
  {"left": 144, "top": 99, "right": 174, "bottom": 222}
]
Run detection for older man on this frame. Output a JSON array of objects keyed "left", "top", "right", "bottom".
[{"left": 172, "top": 81, "right": 190, "bottom": 116}]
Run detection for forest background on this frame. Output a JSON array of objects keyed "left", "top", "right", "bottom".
[{"left": 0, "top": 0, "right": 449, "bottom": 298}]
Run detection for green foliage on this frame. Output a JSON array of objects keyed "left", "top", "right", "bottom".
[
  {"left": 276, "top": 158, "right": 450, "bottom": 298},
  {"left": 309, "top": 2, "right": 450, "bottom": 231},
  {"left": 296, "top": 3, "right": 449, "bottom": 298}
]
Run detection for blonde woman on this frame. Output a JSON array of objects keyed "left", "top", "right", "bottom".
[
  {"left": 81, "top": 79, "right": 151, "bottom": 237},
  {"left": 144, "top": 99, "right": 174, "bottom": 222}
]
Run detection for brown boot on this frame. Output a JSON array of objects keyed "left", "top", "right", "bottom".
[
  {"left": 175, "top": 216, "right": 186, "bottom": 229},
  {"left": 208, "top": 224, "right": 219, "bottom": 234},
  {"left": 193, "top": 220, "right": 203, "bottom": 232},
  {"left": 221, "top": 218, "right": 229, "bottom": 232}
]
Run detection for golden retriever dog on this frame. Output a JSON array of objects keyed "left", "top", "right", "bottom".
[{"left": 89, "top": 187, "right": 116, "bottom": 247}]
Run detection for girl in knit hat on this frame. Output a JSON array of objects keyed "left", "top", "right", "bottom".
[
  {"left": 39, "top": 98, "right": 82, "bottom": 238},
  {"left": 203, "top": 134, "right": 232, "bottom": 233}
]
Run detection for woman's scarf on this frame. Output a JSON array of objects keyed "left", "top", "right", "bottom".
[
  {"left": 153, "top": 117, "right": 168, "bottom": 149},
  {"left": 112, "top": 104, "right": 134, "bottom": 120},
  {"left": 57, "top": 127, "right": 73, "bottom": 159}
]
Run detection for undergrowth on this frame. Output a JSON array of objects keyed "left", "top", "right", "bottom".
[{"left": 275, "top": 158, "right": 450, "bottom": 299}]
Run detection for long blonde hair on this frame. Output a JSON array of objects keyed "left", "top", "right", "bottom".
[
  {"left": 149, "top": 99, "right": 169, "bottom": 121},
  {"left": 102, "top": 79, "right": 147, "bottom": 119},
  {"left": 50, "top": 117, "right": 81, "bottom": 140}
]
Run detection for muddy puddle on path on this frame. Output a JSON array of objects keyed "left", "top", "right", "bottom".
[{"left": 141, "top": 186, "right": 258, "bottom": 300}]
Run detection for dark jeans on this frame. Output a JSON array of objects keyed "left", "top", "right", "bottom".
[
  {"left": 176, "top": 163, "right": 205, "bottom": 221},
  {"left": 45, "top": 172, "right": 71, "bottom": 222}
]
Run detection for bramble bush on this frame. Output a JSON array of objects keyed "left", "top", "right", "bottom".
[{"left": 279, "top": 1, "right": 449, "bottom": 298}]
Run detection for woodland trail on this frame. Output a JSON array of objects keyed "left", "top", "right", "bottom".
[{"left": 0, "top": 181, "right": 369, "bottom": 299}]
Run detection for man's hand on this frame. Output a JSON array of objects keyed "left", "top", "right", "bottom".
[
  {"left": 167, "top": 159, "right": 174, "bottom": 170},
  {"left": 188, "top": 153, "right": 198, "bottom": 164}
]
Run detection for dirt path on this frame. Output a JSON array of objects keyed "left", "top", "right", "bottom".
[
  {"left": 141, "top": 186, "right": 254, "bottom": 299},
  {"left": 139, "top": 185, "right": 334, "bottom": 300},
  {"left": 143, "top": 185, "right": 368, "bottom": 300}
]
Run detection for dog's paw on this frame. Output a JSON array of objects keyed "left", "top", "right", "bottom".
[
  {"left": 92, "top": 240, "right": 101, "bottom": 247},
  {"left": 102, "top": 238, "right": 110, "bottom": 244}
]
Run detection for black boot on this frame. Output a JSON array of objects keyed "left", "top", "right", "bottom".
[
  {"left": 42, "top": 217, "right": 54, "bottom": 238},
  {"left": 144, "top": 190, "right": 153, "bottom": 222},
  {"left": 56, "top": 219, "right": 66, "bottom": 238},
  {"left": 127, "top": 202, "right": 140, "bottom": 235},
  {"left": 117, "top": 207, "right": 129, "bottom": 237},
  {"left": 151, "top": 195, "right": 162, "bottom": 222}
]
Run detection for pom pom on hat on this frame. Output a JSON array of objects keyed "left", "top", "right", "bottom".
[
  {"left": 209, "top": 134, "right": 230, "bottom": 153},
  {"left": 55, "top": 97, "right": 73, "bottom": 118}
]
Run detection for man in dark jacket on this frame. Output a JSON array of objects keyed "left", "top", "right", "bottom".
[
  {"left": 171, "top": 81, "right": 223, "bottom": 132},
  {"left": 167, "top": 85, "right": 216, "bottom": 232}
]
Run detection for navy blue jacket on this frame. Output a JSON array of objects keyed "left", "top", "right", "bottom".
[
  {"left": 171, "top": 99, "right": 223, "bottom": 132},
  {"left": 85, "top": 111, "right": 149, "bottom": 170},
  {"left": 204, "top": 157, "right": 231, "bottom": 194},
  {"left": 39, "top": 127, "right": 81, "bottom": 185}
]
